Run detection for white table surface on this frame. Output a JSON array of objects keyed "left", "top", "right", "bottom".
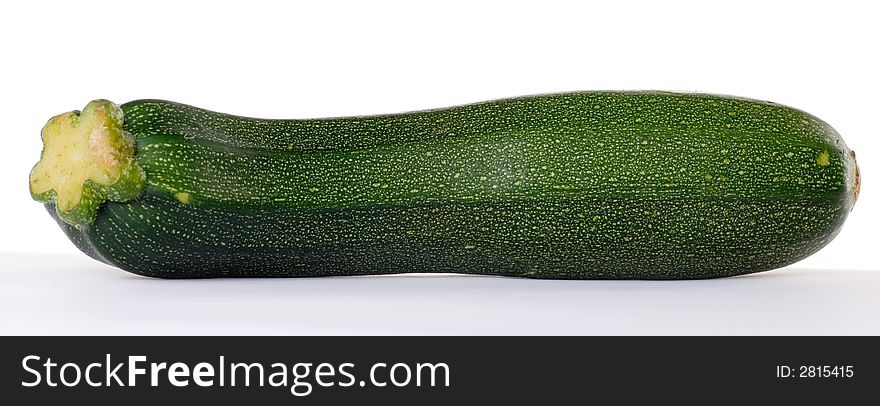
[{"left": 1, "top": 253, "right": 878, "bottom": 335}]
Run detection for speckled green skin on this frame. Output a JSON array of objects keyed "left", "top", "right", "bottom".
[{"left": 45, "top": 92, "right": 857, "bottom": 279}]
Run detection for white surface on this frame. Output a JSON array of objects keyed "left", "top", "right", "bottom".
[
  {"left": 1, "top": 1, "right": 879, "bottom": 334},
  {"left": 1, "top": 253, "right": 878, "bottom": 335}
]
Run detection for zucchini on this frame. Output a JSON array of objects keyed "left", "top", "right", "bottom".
[{"left": 29, "top": 92, "right": 859, "bottom": 279}]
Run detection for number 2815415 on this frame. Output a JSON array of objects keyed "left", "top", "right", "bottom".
[{"left": 776, "top": 365, "right": 854, "bottom": 378}]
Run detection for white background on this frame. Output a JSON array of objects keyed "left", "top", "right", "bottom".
[{"left": 1, "top": 0, "right": 877, "bottom": 334}]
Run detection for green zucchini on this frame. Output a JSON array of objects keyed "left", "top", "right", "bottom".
[{"left": 29, "top": 92, "right": 859, "bottom": 279}]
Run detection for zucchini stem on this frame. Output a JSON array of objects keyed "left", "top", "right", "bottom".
[
  {"left": 29, "top": 100, "right": 145, "bottom": 227},
  {"left": 851, "top": 150, "right": 860, "bottom": 208}
]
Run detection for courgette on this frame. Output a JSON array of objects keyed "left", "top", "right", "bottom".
[{"left": 29, "top": 92, "right": 859, "bottom": 279}]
